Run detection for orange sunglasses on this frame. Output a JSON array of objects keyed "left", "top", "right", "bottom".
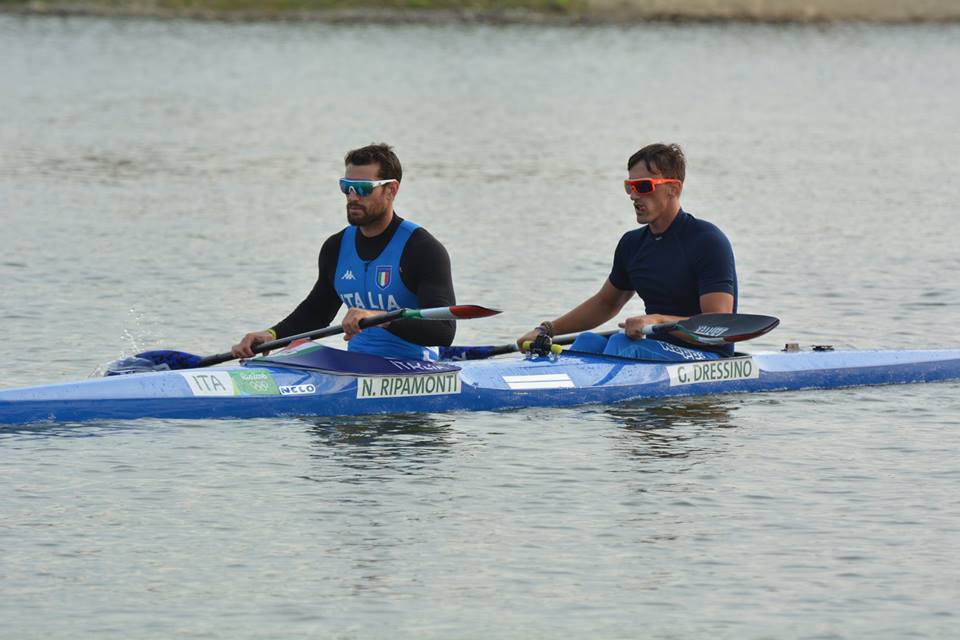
[{"left": 624, "top": 178, "right": 681, "bottom": 195}]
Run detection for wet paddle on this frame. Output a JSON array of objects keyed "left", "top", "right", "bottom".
[
  {"left": 106, "top": 305, "right": 501, "bottom": 374},
  {"left": 642, "top": 313, "right": 779, "bottom": 346}
]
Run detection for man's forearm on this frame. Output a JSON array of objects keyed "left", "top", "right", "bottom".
[{"left": 551, "top": 292, "right": 623, "bottom": 336}]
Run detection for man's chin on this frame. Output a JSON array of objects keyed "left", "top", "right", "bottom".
[{"left": 347, "top": 212, "right": 370, "bottom": 226}]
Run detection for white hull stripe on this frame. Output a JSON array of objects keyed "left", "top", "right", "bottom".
[{"left": 503, "top": 373, "right": 575, "bottom": 390}]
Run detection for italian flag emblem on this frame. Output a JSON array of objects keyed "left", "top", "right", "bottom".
[{"left": 376, "top": 266, "right": 391, "bottom": 289}]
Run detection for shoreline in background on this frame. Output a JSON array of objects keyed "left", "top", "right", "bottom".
[{"left": 3, "top": 0, "right": 960, "bottom": 24}]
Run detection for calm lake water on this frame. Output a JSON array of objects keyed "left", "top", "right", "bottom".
[{"left": 2, "top": 14, "right": 960, "bottom": 639}]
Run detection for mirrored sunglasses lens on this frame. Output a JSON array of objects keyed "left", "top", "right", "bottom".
[
  {"left": 339, "top": 180, "right": 373, "bottom": 196},
  {"left": 625, "top": 180, "right": 653, "bottom": 194}
]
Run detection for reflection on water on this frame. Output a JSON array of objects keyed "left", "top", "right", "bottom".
[
  {"left": 592, "top": 398, "right": 743, "bottom": 539},
  {"left": 0, "top": 419, "right": 160, "bottom": 441},
  {"left": 607, "top": 397, "right": 739, "bottom": 430},
  {"left": 305, "top": 412, "right": 454, "bottom": 447},
  {"left": 598, "top": 396, "right": 740, "bottom": 464},
  {"left": 300, "top": 413, "right": 456, "bottom": 482}
]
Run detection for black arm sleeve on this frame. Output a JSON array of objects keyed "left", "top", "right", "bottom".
[
  {"left": 388, "top": 228, "right": 457, "bottom": 346},
  {"left": 270, "top": 233, "right": 344, "bottom": 339}
]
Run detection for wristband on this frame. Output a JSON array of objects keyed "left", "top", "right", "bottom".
[
  {"left": 538, "top": 321, "right": 555, "bottom": 337},
  {"left": 266, "top": 328, "right": 278, "bottom": 340}
]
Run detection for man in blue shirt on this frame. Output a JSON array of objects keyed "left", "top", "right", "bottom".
[{"left": 516, "top": 143, "right": 737, "bottom": 361}]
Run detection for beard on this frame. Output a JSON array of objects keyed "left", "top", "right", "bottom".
[{"left": 346, "top": 202, "right": 389, "bottom": 227}]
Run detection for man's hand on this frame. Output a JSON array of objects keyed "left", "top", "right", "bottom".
[
  {"left": 342, "top": 308, "right": 390, "bottom": 341},
  {"left": 232, "top": 330, "right": 274, "bottom": 358},
  {"left": 618, "top": 314, "right": 672, "bottom": 340},
  {"left": 516, "top": 327, "right": 544, "bottom": 350}
]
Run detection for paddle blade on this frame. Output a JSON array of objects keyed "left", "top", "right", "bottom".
[
  {"left": 104, "top": 356, "right": 171, "bottom": 376},
  {"left": 105, "top": 349, "right": 203, "bottom": 375},
  {"left": 664, "top": 313, "right": 780, "bottom": 345},
  {"left": 411, "top": 305, "right": 502, "bottom": 321}
]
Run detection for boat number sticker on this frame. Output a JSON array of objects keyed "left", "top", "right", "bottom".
[
  {"left": 180, "top": 370, "right": 280, "bottom": 396},
  {"left": 667, "top": 358, "right": 758, "bottom": 386},
  {"left": 357, "top": 372, "right": 461, "bottom": 399}
]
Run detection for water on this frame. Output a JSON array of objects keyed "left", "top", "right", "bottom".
[{"left": 2, "top": 15, "right": 960, "bottom": 638}]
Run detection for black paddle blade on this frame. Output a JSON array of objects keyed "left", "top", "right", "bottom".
[{"left": 665, "top": 313, "right": 780, "bottom": 345}]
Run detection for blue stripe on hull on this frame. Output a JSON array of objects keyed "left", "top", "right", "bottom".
[{"left": 2, "top": 350, "right": 960, "bottom": 424}]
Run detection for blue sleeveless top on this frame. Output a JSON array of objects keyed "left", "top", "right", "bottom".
[{"left": 333, "top": 219, "right": 437, "bottom": 360}]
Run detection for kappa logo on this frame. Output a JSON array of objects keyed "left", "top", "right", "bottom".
[{"left": 341, "top": 270, "right": 356, "bottom": 280}]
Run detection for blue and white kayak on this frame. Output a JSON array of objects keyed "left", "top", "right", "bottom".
[{"left": 2, "top": 344, "right": 960, "bottom": 425}]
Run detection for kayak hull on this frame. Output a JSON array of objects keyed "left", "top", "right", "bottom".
[{"left": 2, "top": 349, "right": 960, "bottom": 424}]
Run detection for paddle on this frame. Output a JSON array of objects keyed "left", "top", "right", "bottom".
[
  {"left": 642, "top": 313, "right": 779, "bottom": 346},
  {"left": 438, "top": 330, "right": 617, "bottom": 361},
  {"left": 106, "top": 305, "right": 501, "bottom": 375},
  {"left": 438, "top": 313, "right": 779, "bottom": 360}
]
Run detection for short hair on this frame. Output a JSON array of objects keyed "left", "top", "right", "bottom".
[
  {"left": 627, "top": 143, "right": 685, "bottom": 182},
  {"left": 344, "top": 143, "right": 402, "bottom": 182}
]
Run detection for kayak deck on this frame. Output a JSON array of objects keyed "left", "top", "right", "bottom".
[{"left": 2, "top": 348, "right": 960, "bottom": 424}]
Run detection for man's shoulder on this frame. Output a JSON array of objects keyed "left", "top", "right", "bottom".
[
  {"left": 406, "top": 223, "right": 449, "bottom": 252},
  {"left": 617, "top": 226, "right": 649, "bottom": 245},
  {"left": 678, "top": 211, "right": 730, "bottom": 244},
  {"left": 614, "top": 226, "right": 651, "bottom": 255},
  {"left": 320, "top": 228, "right": 347, "bottom": 253},
  {"left": 326, "top": 227, "right": 349, "bottom": 241}
]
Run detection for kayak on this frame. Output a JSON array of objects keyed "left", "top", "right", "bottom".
[{"left": 2, "top": 343, "right": 960, "bottom": 425}]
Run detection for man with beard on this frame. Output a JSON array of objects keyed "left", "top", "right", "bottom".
[
  {"left": 515, "top": 143, "right": 737, "bottom": 361},
  {"left": 232, "top": 143, "right": 455, "bottom": 361}
]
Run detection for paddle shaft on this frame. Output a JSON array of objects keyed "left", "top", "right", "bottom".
[
  {"left": 196, "top": 309, "right": 406, "bottom": 367},
  {"left": 512, "top": 314, "right": 763, "bottom": 355},
  {"left": 442, "top": 330, "right": 617, "bottom": 360}
]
